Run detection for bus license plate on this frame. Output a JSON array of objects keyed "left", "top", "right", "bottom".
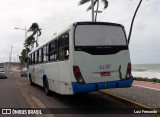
[{"left": 101, "top": 72, "right": 111, "bottom": 77}]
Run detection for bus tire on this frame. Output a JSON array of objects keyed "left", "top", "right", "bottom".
[
  {"left": 43, "top": 78, "right": 51, "bottom": 96},
  {"left": 29, "top": 74, "right": 34, "bottom": 86}
]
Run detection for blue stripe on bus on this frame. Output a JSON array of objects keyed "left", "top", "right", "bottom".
[{"left": 72, "top": 77, "right": 133, "bottom": 94}]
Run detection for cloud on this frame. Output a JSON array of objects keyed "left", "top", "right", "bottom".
[{"left": 0, "top": 0, "right": 159, "bottom": 64}]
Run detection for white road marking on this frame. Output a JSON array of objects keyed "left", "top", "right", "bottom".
[{"left": 133, "top": 84, "right": 160, "bottom": 91}]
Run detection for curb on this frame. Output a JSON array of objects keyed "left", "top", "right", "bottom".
[{"left": 100, "top": 90, "right": 160, "bottom": 115}]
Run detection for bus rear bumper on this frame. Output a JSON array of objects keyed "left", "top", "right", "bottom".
[{"left": 72, "top": 77, "right": 133, "bottom": 94}]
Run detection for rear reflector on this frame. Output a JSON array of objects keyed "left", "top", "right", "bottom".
[
  {"left": 127, "top": 63, "right": 132, "bottom": 77},
  {"left": 73, "top": 66, "right": 85, "bottom": 84}
]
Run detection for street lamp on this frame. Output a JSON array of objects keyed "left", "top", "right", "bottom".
[
  {"left": 14, "top": 26, "right": 28, "bottom": 56},
  {"left": 14, "top": 26, "right": 28, "bottom": 69},
  {"left": 14, "top": 27, "right": 27, "bottom": 42}
]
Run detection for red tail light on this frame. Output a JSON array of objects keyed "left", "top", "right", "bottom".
[
  {"left": 127, "top": 63, "right": 132, "bottom": 77},
  {"left": 73, "top": 66, "right": 85, "bottom": 84}
]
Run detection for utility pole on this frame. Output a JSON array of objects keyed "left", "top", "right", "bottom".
[
  {"left": 9, "top": 45, "right": 13, "bottom": 70},
  {"left": 10, "top": 45, "right": 13, "bottom": 63},
  {"left": 14, "top": 26, "right": 27, "bottom": 57},
  {"left": 24, "top": 26, "right": 28, "bottom": 57},
  {"left": 91, "top": 0, "right": 94, "bottom": 22}
]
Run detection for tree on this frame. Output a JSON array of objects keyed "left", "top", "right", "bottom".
[
  {"left": 24, "top": 23, "right": 41, "bottom": 49},
  {"left": 79, "top": 0, "right": 108, "bottom": 21},
  {"left": 19, "top": 48, "right": 30, "bottom": 63},
  {"left": 20, "top": 23, "right": 41, "bottom": 63}
]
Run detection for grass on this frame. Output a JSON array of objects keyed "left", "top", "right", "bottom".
[{"left": 133, "top": 77, "right": 160, "bottom": 83}]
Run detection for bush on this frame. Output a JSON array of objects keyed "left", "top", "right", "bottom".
[{"left": 133, "top": 77, "right": 160, "bottom": 83}]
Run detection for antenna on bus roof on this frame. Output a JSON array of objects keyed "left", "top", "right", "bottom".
[{"left": 128, "top": 0, "right": 142, "bottom": 45}]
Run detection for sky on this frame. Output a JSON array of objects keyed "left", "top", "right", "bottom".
[{"left": 0, "top": 0, "right": 159, "bottom": 64}]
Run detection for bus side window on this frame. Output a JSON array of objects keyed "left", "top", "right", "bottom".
[
  {"left": 58, "top": 33, "right": 69, "bottom": 61},
  {"left": 43, "top": 46, "right": 47, "bottom": 62},
  {"left": 49, "top": 40, "right": 58, "bottom": 62},
  {"left": 46, "top": 44, "right": 49, "bottom": 62},
  {"left": 49, "top": 42, "right": 53, "bottom": 61},
  {"left": 38, "top": 49, "right": 42, "bottom": 63},
  {"left": 55, "top": 39, "right": 58, "bottom": 61},
  {"left": 65, "top": 33, "right": 69, "bottom": 59},
  {"left": 31, "top": 54, "right": 32, "bottom": 65},
  {"left": 33, "top": 53, "right": 35, "bottom": 64},
  {"left": 35, "top": 51, "right": 37, "bottom": 64},
  {"left": 29, "top": 54, "right": 32, "bottom": 65},
  {"left": 39, "top": 48, "right": 42, "bottom": 63},
  {"left": 37, "top": 50, "right": 39, "bottom": 64},
  {"left": 41, "top": 48, "right": 43, "bottom": 63},
  {"left": 58, "top": 36, "right": 64, "bottom": 61}
]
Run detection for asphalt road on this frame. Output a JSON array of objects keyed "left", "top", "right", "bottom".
[
  {"left": 0, "top": 69, "right": 158, "bottom": 117},
  {"left": 0, "top": 72, "right": 35, "bottom": 117},
  {"left": 0, "top": 78, "right": 29, "bottom": 108}
]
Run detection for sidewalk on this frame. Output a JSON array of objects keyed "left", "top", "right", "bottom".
[
  {"left": 103, "top": 80, "right": 160, "bottom": 109},
  {"left": 133, "top": 80, "right": 160, "bottom": 91}
]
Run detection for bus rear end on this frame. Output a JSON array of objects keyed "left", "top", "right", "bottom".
[{"left": 71, "top": 22, "right": 133, "bottom": 94}]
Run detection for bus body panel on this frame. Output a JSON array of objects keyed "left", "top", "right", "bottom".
[
  {"left": 29, "top": 65, "right": 43, "bottom": 87},
  {"left": 58, "top": 60, "right": 73, "bottom": 94},
  {"left": 29, "top": 62, "right": 60, "bottom": 93},
  {"left": 58, "top": 82, "right": 73, "bottom": 95},
  {"left": 58, "top": 61, "right": 70, "bottom": 83},
  {"left": 44, "top": 63, "right": 59, "bottom": 93},
  {"left": 73, "top": 50, "right": 130, "bottom": 83}
]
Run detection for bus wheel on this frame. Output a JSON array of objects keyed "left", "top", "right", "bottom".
[
  {"left": 29, "top": 75, "right": 34, "bottom": 86},
  {"left": 43, "top": 79, "right": 50, "bottom": 96}
]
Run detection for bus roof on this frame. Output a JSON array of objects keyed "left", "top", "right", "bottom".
[
  {"left": 75, "top": 22, "right": 123, "bottom": 27},
  {"left": 28, "top": 21, "right": 124, "bottom": 54}
]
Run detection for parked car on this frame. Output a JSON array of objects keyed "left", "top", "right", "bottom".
[
  {"left": 0, "top": 67, "right": 7, "bottom": 79},
  {"left": 20, "top": 68, "right": 28, "bottom": 77}
]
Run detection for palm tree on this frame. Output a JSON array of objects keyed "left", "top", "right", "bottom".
[
  {"left": 24, "top": 23, "right": 41, "bottom": 49},
  {"left": 79, "top": 0, "right": 108, "bottom": 21},
  {"left": 19, "top": 48, "right": 30, "bottom": 63}
]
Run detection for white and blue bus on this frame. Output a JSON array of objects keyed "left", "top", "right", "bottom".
[{"left": 28, "top": 22, "right": 133, "bottom": 95}]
